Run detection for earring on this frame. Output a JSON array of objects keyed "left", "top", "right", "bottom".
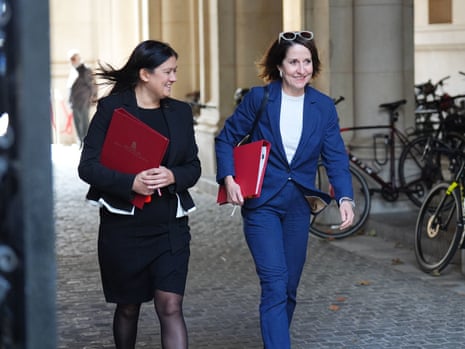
[{"left": 279, "top": 70, "right": 283, "bottom": 78}]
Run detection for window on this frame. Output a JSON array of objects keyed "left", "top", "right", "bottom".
[{"left": 429, "top": 0, "right": 452, "bottom": 24}]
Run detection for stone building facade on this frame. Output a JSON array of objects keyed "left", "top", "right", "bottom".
[{"left": 49, "top": 0, "right": 465, "bottom": 197}]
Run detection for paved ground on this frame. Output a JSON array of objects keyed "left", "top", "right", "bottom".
[{"left": 53, "top": 144, "right": 465, "bottom": 349}]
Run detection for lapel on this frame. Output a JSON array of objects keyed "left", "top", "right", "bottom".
[
  {"left": 267, "top": 84, "right": 289, "bottom": 164},
  {"left": 160, "top": 101, "right": 178, "bottom": 138},
  {"left": 120, "top": 89, "right": 139, "bottom": 117},
  {"left": 267, "top": 83, "right": 318, "bottom": 166},
  {"left": 291, "top": 87, "right": 318, "bottom": 165}
]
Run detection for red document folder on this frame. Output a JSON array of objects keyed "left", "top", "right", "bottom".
[
  {"left": 100, "top": 108, "right": 169, "bottom": 209},
  {"left": 217, "top": 140, "right": 271, "bottom": 204}
]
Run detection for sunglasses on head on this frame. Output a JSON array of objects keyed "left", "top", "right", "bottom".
[{"left": 278, "top": 31, "right": 314, "bottom": 44}]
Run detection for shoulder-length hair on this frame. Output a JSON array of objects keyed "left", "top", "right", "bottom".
[{"left": 257, "top": 35, "right": 321, "bottom": 83}]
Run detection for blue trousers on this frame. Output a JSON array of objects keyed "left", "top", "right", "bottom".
[{"left": 242, "top": 181, "right": 311, "bottom": 349}]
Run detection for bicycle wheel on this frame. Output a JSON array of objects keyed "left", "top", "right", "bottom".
[
  {"left": 310, "top": 163, "right": 371, "bottom": 239},
  {"left": 414, "top": 182, "right": 463, "bottom": 273},
  {"left": 398, "top": 135, "right": 463, "bottom": 207},
  {"left": 443, "top": 131, "right": 465, "bottom": 152}
]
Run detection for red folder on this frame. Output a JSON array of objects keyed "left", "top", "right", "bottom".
[
  {"left": 217, "top": 140, "right": 271, "bottom": 204},
  {"left": 100, "top": 108, "right": 169, "bottom": 209}
]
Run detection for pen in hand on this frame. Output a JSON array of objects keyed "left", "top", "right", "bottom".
[{"left": 144, "top": 188, "right": 161, "bottom": 204}]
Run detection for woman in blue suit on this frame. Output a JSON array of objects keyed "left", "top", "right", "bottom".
[{"left": 215, "top": 31, "right": 354, "bottom": 348}]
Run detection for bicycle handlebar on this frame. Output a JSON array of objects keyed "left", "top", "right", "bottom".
[
  {"left": 437, "top": 75, "right": 451, "bottom": 86},
  {"left": 333, "top": 96, "right": 345, "bottom": 105},
  {"left": 415, "top": 75, "right": 450, "bottom": 96}
]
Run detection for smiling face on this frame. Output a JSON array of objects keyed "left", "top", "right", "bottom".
[
  {"left": 278, "top": 44, "right": 313, "bottom": 96},
  {"left": 142, "top": 55, "right": 178, "bottom": 101}
]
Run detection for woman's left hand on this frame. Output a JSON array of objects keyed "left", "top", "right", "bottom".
[
  {"left": 339, "top": 201, "right": 355, "bottom": 230},
  {"left": 141, "top": 166, "right": 175, "bottom": 191}
]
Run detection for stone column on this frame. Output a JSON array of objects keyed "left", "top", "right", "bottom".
[
  {"left": 283, "top": 0, "right": 303, "bottom": 30},
  {"left": 304, "top": 0, "right": 414, "bottom": 212},
  {"left": 303, "top": 0, "right": 355, "bottom": 127},
  {"left": 194, "top": 0, "right": 231, "bottom": 194},
  {"left": 353, "top": 0, "right": 413, "bottom": 129},
  {"left": 153, "top": 0, "right": 200, "bottom": 100},
  {"left": 91, "top": 0, "right": 141, "bottom": 65},
  {"left": 194, "top": 0, "right": 281, "bottom": 195},
  {"left": 328, "top": 0, "right": 355, "bottom": 130},
  {"left": 352, "top": 0, "right": 414, "bottom": 211}
]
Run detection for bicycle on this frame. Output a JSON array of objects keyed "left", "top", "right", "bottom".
[
  {"left": 310, "top": 99, "right": 465, "bottom": 239},
  {"left": 414, "top": 149, "right": 465, "bottom": 274},
  {"left": 414, "top": 74, "right": 465, "bottom": 137}
]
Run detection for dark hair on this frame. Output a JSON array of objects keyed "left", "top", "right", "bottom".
[
  {"left": 96, "top": 40, "right": 178, "bottom": 94},
  {"left": 257, "top": 35, "right": 321, "bottom": 83}
]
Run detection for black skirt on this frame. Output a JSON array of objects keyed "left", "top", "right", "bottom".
[{"left": 97, "top": 191, "right": 191, "bottom": 303}]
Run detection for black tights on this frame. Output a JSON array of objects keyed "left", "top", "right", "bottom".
[
  {"left": 113, "top": 290, "right": 187, "bottom": 349},
  {"left": 113, "top": 303, "right": 140, "bottom": 349}
]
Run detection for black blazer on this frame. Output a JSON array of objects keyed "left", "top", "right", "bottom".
[{"left": 78, "top": 89, "right": 201, "bottom": 213}]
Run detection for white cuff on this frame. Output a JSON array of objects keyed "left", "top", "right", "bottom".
[{"left": 339, "top": 197, "right": 355, "bottom": 208}]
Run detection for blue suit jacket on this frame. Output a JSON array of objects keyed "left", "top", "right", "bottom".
[{"left": 215, "top": 80, "right": 353, "bottom": 209}]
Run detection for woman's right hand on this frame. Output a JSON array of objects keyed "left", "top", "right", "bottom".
[{"left": 224, "top": 175, "right": 244, "bottom": 205}]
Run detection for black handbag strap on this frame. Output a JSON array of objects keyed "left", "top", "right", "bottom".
[{"left": 237, "top": 85, "right": 269, "bottom": 146}]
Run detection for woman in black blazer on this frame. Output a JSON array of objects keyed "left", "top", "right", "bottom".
[{"left": 78, "top": 40, "right": 201, "bottom": 349}]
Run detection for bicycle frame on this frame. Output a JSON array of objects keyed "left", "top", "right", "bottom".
[
  {"left": 413, "top": 155, "right": 465, "bottom": 273},
  {"left": 341, "top": 124, "right": 411, "bottom": 199},
  {"left": 309, "top": 99, "right": 412, "bottom": 239},
  {"left": 454, "top": 180, "right": 465, "bottom": 247},
  {"left": 443, "top": 161, "right": 465, "bottom": 249}
]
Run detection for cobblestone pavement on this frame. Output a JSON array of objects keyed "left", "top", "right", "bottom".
[{"left": 53, "top": 145, "right": 465, "bottom": 349}]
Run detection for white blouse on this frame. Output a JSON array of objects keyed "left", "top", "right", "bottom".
[{"left": 279, "top": 91, "right": 304, "bottom": 164}]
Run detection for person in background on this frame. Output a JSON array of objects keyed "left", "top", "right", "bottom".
[
  {"left": 215, "top": 31, "right": 354, "bottom": 348},
  {"left": 78, "top": 40, "right": 201, "bottom": 349},
  {"left": 67, "top": 49, "right": 97, "bottom": 148}
]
